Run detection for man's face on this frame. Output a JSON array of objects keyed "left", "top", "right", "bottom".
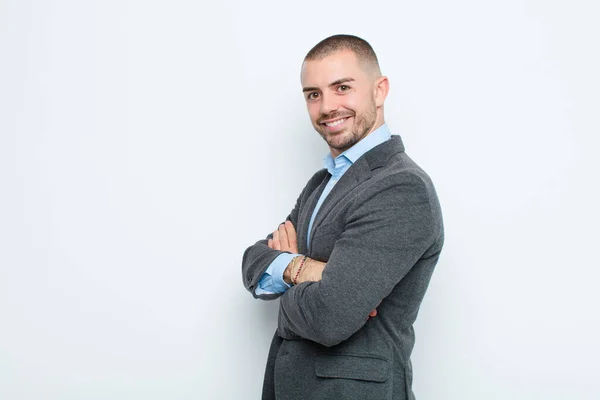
[{"left": 301, "top": 50, "right": 378, "bottom": 156}]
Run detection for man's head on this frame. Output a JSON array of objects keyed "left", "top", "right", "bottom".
[{"left": 301, "top": 35, "right": 389, "bottom": 157}]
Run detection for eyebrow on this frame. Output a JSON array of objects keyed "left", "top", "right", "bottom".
[{"left": 302, "top": 77, "right": 355, "bottom": 93}]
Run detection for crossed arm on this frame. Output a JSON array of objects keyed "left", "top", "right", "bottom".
[
  {"left": 267, "top": 220, "right": 378, "bottom": 319},
  {"left": 243, "top": 172, "right": 438, "bottom": 347}
]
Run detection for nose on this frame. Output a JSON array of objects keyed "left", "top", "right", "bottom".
[{"left": 319, "top": 92, "right": 339, "bottom": 116}]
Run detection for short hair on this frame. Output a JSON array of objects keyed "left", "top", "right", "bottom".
[{"left": 304, "top": 34, "right": 381, "bottom": 75}]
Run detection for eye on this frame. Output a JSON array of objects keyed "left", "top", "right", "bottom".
[
  {"left": 307, "top": 92, "right": 319, "bottom": 100},
  {"left": 337, "top": 85, "right": 350, "bottom": 92}
]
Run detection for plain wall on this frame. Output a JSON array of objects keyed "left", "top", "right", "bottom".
[{"left": 1, "top": 1, "right": 599, "bottom": 399}]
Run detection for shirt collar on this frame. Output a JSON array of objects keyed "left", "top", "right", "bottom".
[{"left": 323, "top": 123, "right": 392, "bottom": 174}]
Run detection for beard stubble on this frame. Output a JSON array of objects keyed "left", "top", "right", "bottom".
[{"left": 316, "top": 99, "right": 378, "bottom": 153}]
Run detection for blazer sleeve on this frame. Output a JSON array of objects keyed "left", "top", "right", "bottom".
[
  {"left": 276, "top": 170, "right": 444, "bottom": 346},
  {"left": 241, "top": 171, "right": 324, "bottom": 300}
]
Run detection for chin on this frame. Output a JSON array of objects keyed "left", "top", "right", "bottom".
[{"left": 327, "top": 132, "right": 355, "bottom": 151}]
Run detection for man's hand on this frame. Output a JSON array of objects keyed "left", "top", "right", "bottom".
[
  {"left": 367, "top": 301, "right": 381, "bottom": 320},
  {"left": 267, "top": 221, "right": 324, "bottom": 285},
  {"left": 268, "top": 221, "right": 298, "bottom": 254}
]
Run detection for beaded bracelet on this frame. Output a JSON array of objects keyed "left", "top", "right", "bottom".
[{"left": 292, "top": 255, "right": 308, "bottom": 285}]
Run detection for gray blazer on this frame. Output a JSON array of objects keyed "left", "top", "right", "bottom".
[{"left": 242, "top": 135, "right": 444, "bottom": 400}]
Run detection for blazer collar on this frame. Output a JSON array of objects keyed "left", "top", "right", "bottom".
[{"left": 364, "top": 134, "right": 405, "bottom": 170}]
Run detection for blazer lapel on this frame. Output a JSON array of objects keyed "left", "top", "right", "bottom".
[
  {"left": 307, "top": 135, "right": 406, "bottom": 246},
  {"left": 307, "top": 160, "right": 371, "bottom": 247},
  {"left": 298, "top": 173, "right": 330, "bottom": 254}
]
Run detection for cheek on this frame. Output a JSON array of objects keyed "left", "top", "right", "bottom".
[
  {"left": 307, "top": 104, "right": 321, "bottom": 122},
  {"left": 346, "top": 93, "right": 370, "bottom": 114},
  {"left": 338, "top": 93, "right": 363, "bottom": 112}
]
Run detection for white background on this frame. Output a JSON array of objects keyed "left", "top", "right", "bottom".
[{"left": 1, "top": 1, "right": 599, "bottom": 399}]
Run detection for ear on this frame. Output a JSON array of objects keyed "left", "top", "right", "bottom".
[{"left": 373, "top": 76, "right": 389, "bottom": 107}]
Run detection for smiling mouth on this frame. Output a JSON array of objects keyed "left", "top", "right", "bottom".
[{"left": 320, "top": 116, "right": 351, "bottom": 127}]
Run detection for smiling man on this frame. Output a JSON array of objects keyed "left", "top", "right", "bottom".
[{"left": 242, "top": 34, "right": 444, "bottom": 400}]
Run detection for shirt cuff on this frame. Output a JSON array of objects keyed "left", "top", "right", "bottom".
[{"left": 254, "top": 253, "right": 299, "bottom": 295}]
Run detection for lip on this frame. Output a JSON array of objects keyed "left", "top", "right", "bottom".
[
  {"left": 320, "top": 116, "right": 351, "bottom": 125},
  {"left": 320, "top": 116, "right": 351, "bottom": 133}
]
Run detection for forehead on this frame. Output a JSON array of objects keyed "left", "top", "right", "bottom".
[{"left": 301, "top": 50, "right": 366, "bottom": 87}]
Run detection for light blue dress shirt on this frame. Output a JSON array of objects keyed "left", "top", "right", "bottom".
[{"left": 255, "top": 124, "right": 392, "bottom": 295}]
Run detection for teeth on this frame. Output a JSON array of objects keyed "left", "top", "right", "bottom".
[{"left": 325, "top": 118, "right": 346, "bottom": 127}]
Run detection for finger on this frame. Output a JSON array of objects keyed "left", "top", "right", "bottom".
[
  {"left": 268, "top": 239, "right": 273, "bottom": 248},
  {"left": 278, "top": 224, "right": 289, "bottom": 250},
  {"left": 369, "top": 309, "right": 377, "bottom": 318},
  {"left": 285, "top": 221, "right": 298, "bottom": 251},
  {"left": 272, "top": 230, "right": 281, "bottom": 250}
]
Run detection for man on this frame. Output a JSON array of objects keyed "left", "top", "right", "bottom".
[{"left": 242, "top": 34, "right": 444, "bottom": 400}]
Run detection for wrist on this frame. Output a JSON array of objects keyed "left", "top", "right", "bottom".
[
  {"left": 283, "top": 256, "right": 299, "bottom": 285},
  {"left": 301, "top": 258, "right": 325, "bottom": 283},
  {"left": 291, "top": 256, "right": 308, "bottom": 285}
]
